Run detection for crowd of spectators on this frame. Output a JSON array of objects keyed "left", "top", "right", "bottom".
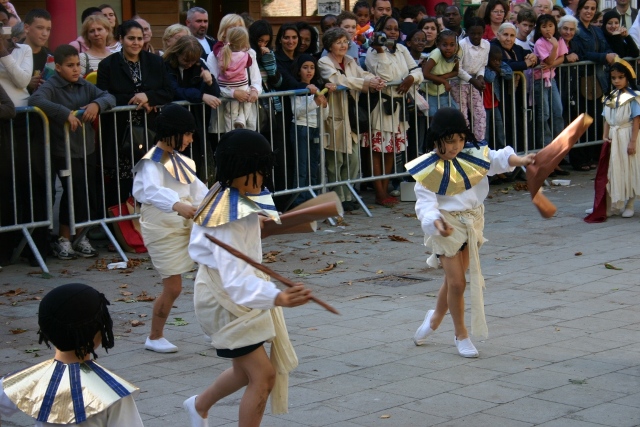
[{"left": 0, "top": 0, "right": 638, "bottom": 266}]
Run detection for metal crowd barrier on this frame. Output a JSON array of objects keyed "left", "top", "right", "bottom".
[
  {"left": 0, "top": 107, "right": 52, "bottom": 273},
  {"left": 15, "top": 58, "right": 614, "bottom": 264}
]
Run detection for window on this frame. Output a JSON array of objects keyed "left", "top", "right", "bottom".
[{"left": 262, "top": 0, "right": 348, "bottom": 17}]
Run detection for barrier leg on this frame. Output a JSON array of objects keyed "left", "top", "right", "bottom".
[
  {"left": 348, "top": 184, "right": 372, "bottom": 217},
  {"left": 11, "top": 227, "right": 50, "bottom": 274},
  {"left": 100, "top": 221, "right": 129, "bottom": 262}
]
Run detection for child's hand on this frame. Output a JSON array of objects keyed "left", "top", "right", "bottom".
[
  {"left": 325, "top": 83, "right": 338, "bottom": 93},
  {"left": 173, "top": 202, "right": 197, "bottom": 219},
  {"left": 443, "top": 81, "right": 451, "bottom": 92},
  {"left": 200, "top": 69, "right": 213, "bottom": 86},
  {"left": 606, "top": 53, "right": 617, "bottom": 64},
  {"left": 628, "top": 141, "right": 636, "bottom": 155},
  {"left": 314, "top": 93, "right": 327, "bottom": 108},
  {"left": 233, "top": 89, "right": 250, "bottom": 102},
  {"left": 67, "top": 112, "right": 82, "bottom": 131},
  {"left": 202, "top": 93, "right": 221, "bottom": 109},
  {"left": 516, "top": 153, "right": 536, "bottom": 166},
  {"left": 619, "top": 26, "right": 628, "bottom": 37},
  {"left": 248, "top": 88, "right": 259, "bottom": 103},
  {"left": 565, "top": 53, "right": 579, "bottom": 63},
  {"left": 28, "top": 75, "right": 43, "bottom": 93},
  {"left": 604, "top": 136, "right": 611, "bottom": 144},
  {"left": 306, "top": 84, "right": 319, "bottom": 95},
  {"left": 275, "top": 284, "right": 312, "bottom": 308},
  {"left": 260, "top": 46, "right": 271, "bottom": 55},
  {"left": 81, "top": 103, "right": 100, "bottom": 122},
  {"left": 434, "top": 217, "right": 453, "bottom": 237},
  {"left": 356, "top": 34, "right": 366, "bottom": 45},
  {"left": 547, "top": 36, "right": 558, "bottom": 47},
  {"left": 396, "top": 75, "right": 414, "bottom": 94},
  {"left": 470, "top": 77, "right": 485, "bottom": 92}
]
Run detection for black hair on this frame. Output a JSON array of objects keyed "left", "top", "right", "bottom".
[
  {"left": 275, "top": 23, "right": 300, "bottom": 55},
  {"left": 53, "top": 44, "right": 79, "bottom": 65},
  {"left": 517, "top": 8, "right": 538, "bottom": 24},
  {"left": 417, "top": 17, "right": 438, "bottom": 30},
  {"left": 372, "top": 0, "right": 393, "bottom": 9},
  {"left": 215, "top": 129, "right": 276, "bottom": 189},
  {"left": 292, "top": 53, "right": 323, "bottom": 87},
  {"left": 296, "top": 22, "right": 318, "bottom": 55},
  {"left": 373, "top": 14, "right": 397, "bottom": 33},
  {"left": 353, "top": 1, "right": 370, "bottom": 14},
  {"left": 117, "top": 19, "right": 144, "bottom": 40},
  {"left": 320, "top": 14, "right": 338, "bottom": 32},
  {"left": 425, "top": 107, "right": 477, "bottom": 154},
  {"left": 607, "top": 62, "right": 639, "bottom": 94},
  {"left": 465, "top": 16, "right": 486, "bottom": 31},
  {"left": 489, "top": 43, "right": 503, "bottom": 57},
  {"left": 533, "top": 14, "right": 559, "bottom": 42},
  {"left": 38, "top": 283, "right": 114, "bottom": 361},
  {"left": 81, "top": 7, "right": 102, "bottom": 24},
  {"left": 400, "top": 5, "right": 420, "bottom": 20},
  {"left": 576, "top": 0, "right": 598, "bottom": 18},
  {"left": 24, "top": 8, "right": 51, "bottom": 25},
  {"left": 434, "top": 2, "right": 449, "bottom": 16},
  {"left": 436, "top": 28, "right": 458, "bottom": 47},
  {"left": 249, "top": 20, "right": 273, "bottom": 60},
  {"left": 154, "top": 104, "right": 196, "bottom": 150},
  {"left": 405, "top": 28, "right": 426, "bottom": 44}
]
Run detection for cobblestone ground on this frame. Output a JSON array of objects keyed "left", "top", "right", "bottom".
[{"left": 1, "top": 171, "right": 639, "bottom": 427}]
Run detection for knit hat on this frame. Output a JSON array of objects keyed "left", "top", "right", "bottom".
[
  {"left": 215, "top": 129, "right": 275, "bottom": 189},
  {"left": 38, "top": 283, "right": 114, "bottom": 360},
  {"left": 425, "top": 107, "right": 477, "bottom": 152},
  {"left": 154, "top": 104, "right": 196, "bottom": 146}
]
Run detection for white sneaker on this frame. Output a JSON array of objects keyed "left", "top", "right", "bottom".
[
  {"left": 73, "top": 236, "right": 98, "bottom": 258},
  {"left": 52, "top": 237, "right": 77, "bottom": 260},
  {"left": 622, "top": 209, "right": 634, "bottom": 218},
  {"left": 585, "top": 208, "right": 593, "bottom": 214},
  {"left": 413, "top": 310, "right": 435, "bottom": 346},
  {"left": 455, "top": 336, "right": 479, "bottom": 358},
  {"left": 390, "top": 189, "right": 401, "bottom": 197},
  {"left": 145, "top": 337, "right": 178, "bottom": 353},
  {"left": 183, "top": 395, "right": 208, "bottom": 427}
]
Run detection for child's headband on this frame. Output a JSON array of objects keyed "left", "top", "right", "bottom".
[{"left": 614, "top": 57, "right": 636, "bottom": 79}]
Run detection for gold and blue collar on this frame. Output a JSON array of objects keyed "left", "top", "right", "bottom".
[
  {"left": 194, "top": 182, "right": 280, "bottom": 228},
  {"left": 603, "top": 88, "right": 640, "bottom": 108},
  {"left": 139, "top": 146, "right": 197, "bottom": 184},
  {"left": 2, "top": 358, "right": 138, "bottom": 424},
  {"left": 405, "top": 142, "right": 491, "bottom": 196}
]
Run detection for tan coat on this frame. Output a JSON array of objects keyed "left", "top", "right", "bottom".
[
  {"left": 365, "top": 44, "right": 424, "bottom": 133},
  {"left": 318, "top": 54, "right": 375, "bottom": 154}
]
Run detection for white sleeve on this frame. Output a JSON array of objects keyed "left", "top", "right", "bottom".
[
  {"left": 0, "top": 45, "right": 33, "bottom": 90},
  {"left": 365, "top": 49, "right": 393, "bottom": 80},
  {"left": 249, "top": 49, "right": 262, "bottom": 94},
  {"left": 190, "top": 220, "right": 281, "bottom": 309},
  {"left": 191, "top": 179, "right": 209, "bottom": 207},
  {"left": 414, "top": 182, "right": 442, "bottom": 237},
  {"left": 105, "top": 395, "right": 144, "bottom": 427},
  {"left": 631, "top": 15, "right": 640, "bottom": 47},
  {"left": 487, "top": 146, "right": 516, "bottom": 176},
  {"left": 400, "top": 45, "right": 423, "bottom": 85},
  {"left": 0, "top": 378, "right": 20, "bottom": 421},
  {"left": 131, "top": 161, "right": 180, "bottom": 212},
  {"left": 457, "top": 46, "right": 472, "bottom": 82}
]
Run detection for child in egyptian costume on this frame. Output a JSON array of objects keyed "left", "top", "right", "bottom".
[
  {"left": 0, "top": 283, "right": 143, "bottom": 426},
  {"left": 184, "top": 129, "right": 312, "bottom": 427},
  {"left": 406, "top": 108, "right": 535, "bottom": 358},
  {"left": 132, "top": 103, "right": 209, "bottom": 354},
  {"left": 585, "top": 58, "right": 640, "bottom": 222}
]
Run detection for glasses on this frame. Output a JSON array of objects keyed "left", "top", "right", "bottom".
[
  {"left": 492, "top": 9, "right": 505, "bottom": 14},
  {"left": 334, "top": 39, "right": 350, "bottom": 46}
]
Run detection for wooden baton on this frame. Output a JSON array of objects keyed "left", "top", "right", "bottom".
[{"left": 204, "top": 233, "right": 340, "bottom": 315}]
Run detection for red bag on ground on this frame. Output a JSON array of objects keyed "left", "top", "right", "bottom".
[{"left": 107, "top": 196, "right": 147, "bottom": 253}]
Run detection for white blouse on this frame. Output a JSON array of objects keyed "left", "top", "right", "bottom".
[
  {"left": 189, "top": 215, "right": 281, "bottom": 310},
  {"left": 132, "top": 159, "right": 208, "bottom": 212},
  {"left": 415, "top": 146, "right": 515, "bottom": 236},
  {"left": 0, "top": 44, "right": 33, "bottom": 107}
]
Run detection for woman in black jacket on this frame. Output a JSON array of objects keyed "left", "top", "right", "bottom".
[
  {"left": 601, "top": 10, "right": 639, "bottom": 58},
  {"left": 163, "top": 35, "right": 221, "bottom": 180},
  {"left": 97, "top": 20, "right": 174, "bottom": 207}
]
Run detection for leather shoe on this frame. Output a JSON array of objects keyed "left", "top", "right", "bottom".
[
  {"left": 145, "top": 337, "right": 178, "bottom": 353},
  {"left": 455, "top": 336, "right": 479, "bottom": 358},
  {"left": 184, "top": 395, "right": 208, "bottom": 427},
  {"left": 413, "top": 310, "right": 435, "bottom": 346}
]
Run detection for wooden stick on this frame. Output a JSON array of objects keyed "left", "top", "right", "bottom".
[{"left": 205, "top": 233, "right": 340, "bottom": 315}]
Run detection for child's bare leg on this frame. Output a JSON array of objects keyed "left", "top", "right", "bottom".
[
  {"left": 439, "top": 246, "right": 470, "bottom": 339},
  {"left": 429, "top": 277, "right": 450, "bottom": 329},
  {"left": 149, "top": 274, "right": 182, "bottom": 339},
  {"left": 195, "top": 346, "right": 275, "bottom": 427}
]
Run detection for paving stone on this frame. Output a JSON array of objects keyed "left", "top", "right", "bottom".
[
  {"left": 568, "top": 402, "right": 640, "bottom": 427},
  {"left": 483, "top": 397, "right": 581, "bottom": 424}
]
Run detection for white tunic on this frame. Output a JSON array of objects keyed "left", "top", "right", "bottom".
[
  {"left": 189, "top": 215, "right": 281, "bottom": 310},
  {"left": 415, "top": 146, "right": 515, "bottom": 236}
]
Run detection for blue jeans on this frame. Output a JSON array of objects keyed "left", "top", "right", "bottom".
[
  {"left": 533, "top": 80, "right": 564, "bottom": 149},
  {"left": 290, "top": 124, "right": 320, "bottom": 205},
  {"left": 428, "top": 93, "right": 459, "bottom": 117}
]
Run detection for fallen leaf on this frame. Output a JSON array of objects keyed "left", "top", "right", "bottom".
[
  {"left": 569, "top": 379, "right": 587, "bottom": 385},
  {"left": 166, "top": 317, "right": 188, "bottom": 326},
  {"left": 381, "top": 225, "right": 392, "bottom": 229},
  {"left": 512, "top": 182, "right": 528, "bottom": 191},
  {"left": 131, "top": 320, "right": 145, "bottom": 327},
  {"left": 388, "top": 235, "right": 410, "bottom": 242},
  {"left": 10, "top": 328, "right": 27, "bottom": 334},
  {"left": 376, "top": 270, "right": 384, "bottom": 274},
  {"left": 293, "top": 268, "right": 310, "bottom": 277},
  {"left": 380, "top": 414, "right": 391, "bottom": 419},
  {"left": 425, "top": 293, "right": 437, "bottom": 297},
  {"left": 138, "top": 314, "right": 147, "bottom": 318},
  {"left": 119, "top": 284, "right": 128, "bottom": 288},
  {"left": 574, "top": 252, "right": 582, "bottom": 256},
  {"left": 24, "top": 348, "right": 40, "bottom": 353},
  {"left": 403, "top": 213, "right": 417, "bottom": 218},
  {"left": 1, "top": 288, "right": 26, "bottom": 297},
  {"left": 120, "top": 291, "right": 133, "bottom": 296},
  {"left": 136, "top": 291, "right": 155, "bottom": 302},
  {"left": 316, "top": 263, "right": 336, "bottom": 273},
  {"left": 184, "top": 274, "right": 194, "bottom": 279},
  {"left": 263, "top": 251, "right": 281, "bottom": 263},
  {"left": 604, "top": 263, "right": 622, "bottom": 270}
]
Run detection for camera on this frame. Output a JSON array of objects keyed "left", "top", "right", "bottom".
[{"left": 370, "top": 32, "right": 396, "bottom": 49}]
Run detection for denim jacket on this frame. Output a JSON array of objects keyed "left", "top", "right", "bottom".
[{"left": 484, "top": 61, "right": 513, "bottom": 103}]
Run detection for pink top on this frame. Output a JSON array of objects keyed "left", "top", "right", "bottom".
[
  {"left": 217, "top": 50, "right": 251, "bottom": 87},
  {"left": 533, "top": 37, "right": 568, "bottom": 85}
]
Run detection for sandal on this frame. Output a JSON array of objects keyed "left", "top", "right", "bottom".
[{"left": 375, "top": 196, "right": 399, "bottom": 207}]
